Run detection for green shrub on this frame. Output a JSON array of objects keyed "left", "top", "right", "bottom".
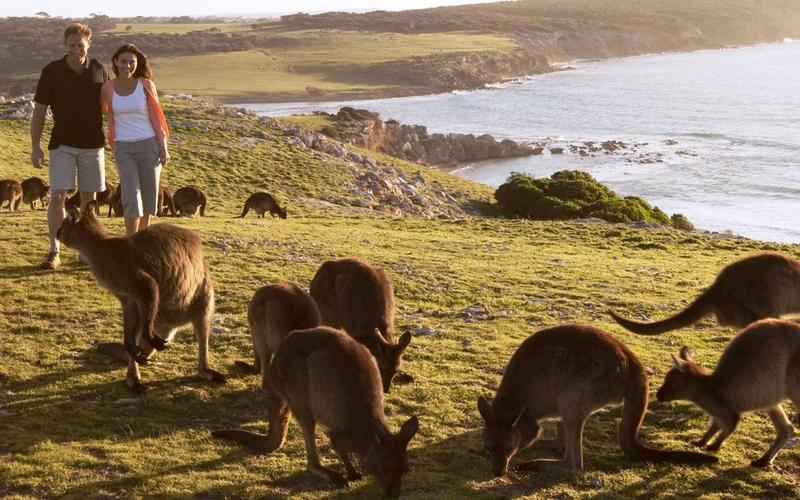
[
  {"left": 319, "top": 125, "right": 340, "bottom": 139},
  {"left": 494, "top": 170, "right": 693, "bottom": 228},
  {"left": 671, "top": 213, "right": 695, "bottom": 231}
]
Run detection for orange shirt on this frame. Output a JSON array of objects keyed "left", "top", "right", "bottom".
[{"left": 100, "top": 78, "right": 169, "bottom": 150}]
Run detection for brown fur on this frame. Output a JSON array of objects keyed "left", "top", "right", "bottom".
[
  {"left": 658, "top": 319, "right": 800, "bottom": 467},
  {"left": 66, "top": 186, "right": 115, "bottom": 215},
  {"left": 239, "top": 192, "right": 287, "bottom": 219},
  {"left": 157, "top": 185, "right": 176, "bottom": 216},
  {"left": 213, "top": 283, "right": 320, "bottom": 452},
  {"left": 0, "top": 179, "right": 23, "bottom": 211},
  {"left": 173, "top": 186, "right": 207, "bottom": 217},
  {"left": 57, "top": 201, "right": 225, "bottom": 393},
  {"left": 264, "top": 327, "right": 418, "bottom": 496},
  {"left": 611, "top": 253, "right": 800, "bottom": 335},
  {"left": 21, "top": 177, "right": 49, "bottom": 210},
  {"left": 310, "top": 257, "right": 412, "bottom": 392},
  {"left": 107, "top": 183, "right": 123, "bottom": 217},
  {"left": 478, "top": 324, "right": 717, "bottom": 476}
]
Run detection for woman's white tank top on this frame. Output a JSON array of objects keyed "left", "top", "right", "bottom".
[{"left": 112, "top": 80, "right": 156, "bottom": 142}]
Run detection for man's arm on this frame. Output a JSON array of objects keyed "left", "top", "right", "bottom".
[{"left": 30, "top": 102, "right": 48, "bottom": 168}]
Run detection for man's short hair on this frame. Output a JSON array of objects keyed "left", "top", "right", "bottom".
[{"left": 63, "top": 23, "right": 92, "bottom": 43}]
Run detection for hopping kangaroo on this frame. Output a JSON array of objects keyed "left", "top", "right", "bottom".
[
  {"left": 611, "top": 253, "right": 800, "bottom": 335},
  {"left": 173, "top": 186, "right": 207, "bottom": 216},
  {"left": 21, "top": 177, "right": 49, "bottom": 209},
  {"left": 239, "top": 192, "right": 287, "bottom": 219},
  {"left": 263, "top": 327, "right": 418, "bottom": 496},
  {"left": 658, "top": 319, "right": 800, "bottom": 468},
  {"left": 57, "top": 202, "right": 225, "bottom": 393},
  {"left": 0, "top": 179, "right": 23, "bottom": 211},
  {"left": 213, "top": 283, "right": 321, "bottom": 452},
  {"left": 310, "top": 257, "right": 412, "bottom": 392},
  {"left": 478, "top": 324, "right": 717, "bottom": 476}
]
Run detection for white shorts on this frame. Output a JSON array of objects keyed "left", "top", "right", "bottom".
[{"left": 48, "top": 145, "right": 105, "bottom": 192}]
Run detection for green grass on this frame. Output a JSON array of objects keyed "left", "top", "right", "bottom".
[
  {"left": 151, "top": 30, "right": 518, "bottom": 101},
  {"left": 1, "top": 103, "right": 799, "bottom": 498}
]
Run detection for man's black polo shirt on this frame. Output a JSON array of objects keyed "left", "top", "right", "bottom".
[{"left": 34, "top": 56, "right": 109, "bottom": 151}]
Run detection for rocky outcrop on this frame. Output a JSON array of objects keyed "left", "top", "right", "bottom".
[{"left": 317, "top": 108, "right": 535, "bottom": 166}]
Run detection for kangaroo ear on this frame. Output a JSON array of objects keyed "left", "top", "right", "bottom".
[
  {"left": 399, "top": 416, "right": 419, "bottom": 445},
  {"left": 679, "top": 346, "right": 693, "bottom": 362},
  {"left": 397, "top": 331, "right": 412, "bottom": 352},
  {"left": 477, "top": 396, "right": 495, "bottom": 423},
  {"left": 67, "top": 206, "right": 81, "bottom": 223},
  {"left": 671, "top": 354, "right": 687, "bottom": 373},
  {"left": 82, "top": 200, "right": 98, "bottom": 216}
]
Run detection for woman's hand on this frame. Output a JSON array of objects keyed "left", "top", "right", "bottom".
[{"left": 159, "top": 143, "right": 170, "bottom": 166}]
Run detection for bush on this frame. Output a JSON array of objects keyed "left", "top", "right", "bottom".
[
  {"left": 671, "top": 213, "right": 695, "bottom": 231},
  {"left": 319, "top": 126, "right": 340, "bottom": 139},
  {"left": 494, "top": 170, "right": 693, "bottom": 228}
]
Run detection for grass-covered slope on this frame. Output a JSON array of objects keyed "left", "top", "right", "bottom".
[{"left": 1, "top": 104, "right": 799, "bottom": 498}]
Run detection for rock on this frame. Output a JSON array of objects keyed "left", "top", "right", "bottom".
[
  {"left": 415, "top": 326, "right": 434, "bottom": 336},
  {"left": 589, "top": 477, "right": 604, "bottom": 488},
  {"left": 113, "top": 398, "right": 139, "bottom": 405},
  {"left": 460, "top": 337, "right": 473, "bottom": 347},
  {"left": 0, "top": 409, "right": 9, "bottom": 417},
  {"left": 549, "top": 147, "right": 564, "bottom": 154}
]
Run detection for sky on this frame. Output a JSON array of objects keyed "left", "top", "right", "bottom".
[{"left": 1, "top": 1, "right": 501, "bottom": 18}]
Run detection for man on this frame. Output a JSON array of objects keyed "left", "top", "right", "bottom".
[{"left": 31, "top": 23, "right": 108, "bottom": 269}]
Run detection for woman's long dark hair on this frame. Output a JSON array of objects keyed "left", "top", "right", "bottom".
[{"left": 111, "top": 44, "right": 152, "bottom": 79}]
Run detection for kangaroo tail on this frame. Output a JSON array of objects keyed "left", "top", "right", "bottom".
[
  {"left": 619, "top": 358, "right": 717, "bottom": 464},
  {"left": 240, "top": 201, "right": 250, "bottom": 218},
  {"left": 211, "top": 429, "right": 271, "bottom": 453},
  {"left": 97, "top": 342, "right": 131, "bottom": 364},
  {"left": 610, "top": 291, "right": 713, "bottom": 336},
  {"left": 199, "top": 194, "right": 206, "bottom": 216}
]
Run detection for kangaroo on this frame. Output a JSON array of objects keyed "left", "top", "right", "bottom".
[
  {"left": 310, "top": 257, "right": 412, "bottom": 392},
  {"left": 173, "top": 186, "right": 207, "bottom": 217},
  {"left": 239, "top": 192, "right": 287, "bottom": 219},
  {"left": 610, "top": 253, "right": 800, "bottom": 335},
  {"left": 66, "top": 185, "right": 115, "bottom": 215},
  {"left": 0, "top": 179, "right": 23, "bottom": 211},
  {"left": 57, "top": 201, "right": 225, "bottom": 393},
  {"left": 658, "top": 319, "right": 800, "bottom": 468},
  {"left": 107, "top": 183, "right": 123, "bottom": 217},
  {"left": 21, "top": 177, "right": 49, "bottom": 210},
  {"left": 477, "top": 324, "right": 717, "bottom": 476},
  {"left": 256, "top": 326, "right": 418, "bottom": 496},
  {"left": 157, "top": 185, "right": 176, "bottom": 217},
  {"left": 213, "top": 283, "right": 321, "bottom": 452}
]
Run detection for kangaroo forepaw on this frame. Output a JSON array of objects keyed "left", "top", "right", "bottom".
[
  {"left": 148, "top": 335, "right": 168, "bottom": 351},
  {"left": 133, "top": 351, "right": 150, "bottom": 365},
  {"left": 751, "top": 457, "right": 773, "bottom": 468},
  {"left": 394, "top": 371, "right": 415, "bottom": 385},
  {"left": 327, "top": 471, "right": 349, "bottom": 488},
  {"left": 128, "top": 379, "right": 147, "bottom": 394},
  {"left": 706, "top": 443, "right": 721, "bottom": 452},
  {"left": 693, "top": 439, "right": 707, "bottom": 448}
]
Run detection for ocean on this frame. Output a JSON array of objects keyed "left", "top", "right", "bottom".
[{"left": 242, "top": 41, "right": 800, "bottom": 243}]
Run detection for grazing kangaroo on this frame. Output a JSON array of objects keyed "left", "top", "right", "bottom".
[
  {"left": 267, "top": 326, "right": 418, "bottom": 496},
  {"left": 21, "top": 177, "right": 49, "bottom": 210},
  {"left": 157, "top": 185, "right": 176, "bottom": 216},
  {"left": 239, "top": 192, "right": 287, "bottom": 219},
  {"left": 0, "top": 179, "right": 23, "bottom": 211},
  {"left": 610, "top": 253, "right": 800, "bottom": 335},
  {"left": 477, "top": 324, "right": 717, "bottom": 476},
  {"left": 107, "top": 183, "right": 123, "bottom": 217},
  {"left": 310, "top": 258, "right": 412, "bottom": 392},
  {"left": 66, "top": 185, "right": 115, "bottom": 215},
  {"left": 57, "top": 201, "right": 225, "bottom": 393},
  {"left": 213, "top": 283, "right": 321, "bottom": 452},
  {"left": 658, "top": 319, "right": 800, "bottom": 468},
  {"left": 173, "top": 186, "right": 207, "bottom": 217}
]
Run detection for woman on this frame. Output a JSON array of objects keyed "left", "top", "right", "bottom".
[{"left": 100, "top": 44, "right": 169, "bottom": 235}]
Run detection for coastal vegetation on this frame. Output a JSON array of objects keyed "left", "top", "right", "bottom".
[{"left": 1, "top": 99, "right": 799, "bottom": 497}]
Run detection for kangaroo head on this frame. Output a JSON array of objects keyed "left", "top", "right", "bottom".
[
  {"left": 371, "top": 329, "right": 412, "bottom": 393},
  {"left": 657, "top": 346, "right": 704, "bottom": 402},
  {"left": 56, "top": 201, "right": 101, "bottom": 249},
  {"left": 477, "top": 396, "right": 525, "bottom": 477},
  {"left": 277, "top": 205, "right": 287, "bottom": 219},
  {"left": 365, "top": 416, "right": 418, "bottom": 498}
]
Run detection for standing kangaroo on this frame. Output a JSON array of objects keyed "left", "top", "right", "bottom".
[
  {"left": 157, "top": 185, "right": 176, "bottom": 217},
  {"left": 0, "top": 179, "right": 23, "bottom": 211},
  {"left": 239, "top": 192, "right": 287, "bottom": 219},
  {"left": 310, "top": 258, "right": 412, "bottom": 392},
  {"left": 213, "top": 283, "right": 320, "bottom": 452},
  {"left": 610, "top": 253, "right": 800, "bottom": 335},
  {"left": 66, "top": 185, "right": 115, "bottom": 215},
  {"left": 107, "top": 183, "right": 123, "bottom": 217},
  {"left": 478, "top": 324, "right": 717, "bottom": 476},
  {"left": 173, "top": 186, "right": 207, "bottom": 216},
  {"left": 57, "top": 202, "right": 225, "bottom": 393},
  {"left": 21, "top": 177, "right": 49, "bottom": 210},
  {"left": 658, "top": 319, "right": 800, "bottom": 468},
  {"left": 260, "top": 326, "right": 418, "bottom": 496}
]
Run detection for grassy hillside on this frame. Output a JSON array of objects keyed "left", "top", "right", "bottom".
[{"left": 1, "top": 103, "right": 799, "bottom": 498}]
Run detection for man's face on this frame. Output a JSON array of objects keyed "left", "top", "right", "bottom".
[{"left": 65, "top": 33, "right": 90, "bottom": 65}]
